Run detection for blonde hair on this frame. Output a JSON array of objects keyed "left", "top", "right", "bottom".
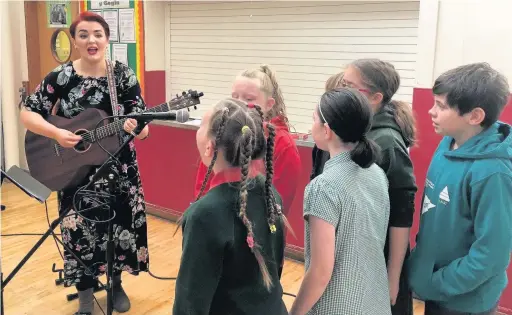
[
  {"left": 325, "top": 72, "right": 345, "bottom": 91},
  {"left": 239, "top": 65, "right": 288, "bottom": 125}
]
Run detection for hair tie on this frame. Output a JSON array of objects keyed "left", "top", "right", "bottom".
[
  {"left": 246, "top": 236, "right": 254, "bottom": 248},
  {"left": 241, "top": 125, "right": 250, "bottom": 134}
]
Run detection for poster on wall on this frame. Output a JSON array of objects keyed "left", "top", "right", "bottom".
[
  {"left": 47, "top": 1, "right": 72, "bottom": 28},
  {"left": 118, "top": 8, "right": 135, "bottom": 43},
  {"left": 103, "top": 10, "right": 119, "bottom": 42},
  {"left": 112, "top": 44, "right": 128, "bottom": 65}
]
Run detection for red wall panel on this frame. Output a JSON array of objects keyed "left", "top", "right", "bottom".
[
  {"left": 136, "top": 124, "right": 201, "bottom": 215},
  {"left": 284, "top": 145, "right": 312, "bottom": 251},
  {"left": 143, "top": 71, "right": 166, "bottom": 108}
]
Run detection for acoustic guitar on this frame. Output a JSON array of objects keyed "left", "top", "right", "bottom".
[{"left": 24, "top": 90, "right": 203, "bottom": 192}]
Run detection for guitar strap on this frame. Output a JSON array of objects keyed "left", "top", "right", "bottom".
[
  {"left": 105, "top": 59, "right": 123, "bottom": 145},
  {"left": 105, "top": 59, "right": 119, "bottom": 118}
]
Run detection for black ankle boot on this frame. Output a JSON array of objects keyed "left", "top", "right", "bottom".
[{"left": 113, "top": 274, "right": 131, "bottom": 312}]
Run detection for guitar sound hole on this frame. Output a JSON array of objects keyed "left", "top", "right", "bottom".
[{"left": 73, "top": 129, "right": 92, "bottom": 153}]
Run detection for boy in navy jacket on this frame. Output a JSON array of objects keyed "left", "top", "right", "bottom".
[{"left": 408, "top": 62, "right": 512, "bottom": 315}]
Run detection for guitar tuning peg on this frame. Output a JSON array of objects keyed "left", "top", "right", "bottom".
[
  {"left": 194, "top": 106, "right": 197, "bottom": 110},
  {"left": 182, "top": 91, "right": 186, "bottom": 96}
]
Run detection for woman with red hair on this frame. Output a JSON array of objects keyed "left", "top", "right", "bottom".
[{"left": 20, "top": 12, "right": 149, "bottom": 315}]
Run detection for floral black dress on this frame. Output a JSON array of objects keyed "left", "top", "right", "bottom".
[{"left": 24, "top": 60, "right": 149, "bottom": 287}]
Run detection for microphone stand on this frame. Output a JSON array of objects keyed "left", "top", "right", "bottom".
[
  {"left": 70, "top": 120, "right": 149, "bottom": 315},
  {"left": 1, "top": 120, "right": 148, "bottom": 315}
]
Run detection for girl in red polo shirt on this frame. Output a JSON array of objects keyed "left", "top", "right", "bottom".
[{"left": 193, "top": 65, "right": 301, "bottom": 215}]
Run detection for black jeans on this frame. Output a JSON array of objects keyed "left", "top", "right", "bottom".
[{"left": 424, "top": 301, "right": 497, "bottom": 315}]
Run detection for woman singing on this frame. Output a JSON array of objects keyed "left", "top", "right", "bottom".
[{"left": 20, "top": 12, "right": 149, "bottom": 315}]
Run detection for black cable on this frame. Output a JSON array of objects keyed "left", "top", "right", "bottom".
[
  {"left": 148, "top": 270, "right": 176, "bottom": 281},
  {"left": 1, "top": 233, "right": 61, "bottom": 237},
  {"left": 45, "top": 200, "right": 64, "bottom": 260},
  {"left": 57, "top": 116, "right": 176, "bottom": 284},
  {"left": 2, "top": 115, "right": 296, "bottom": 299},
  {"left": 86, "top": 114, "right": 299, "bottom": 292}
]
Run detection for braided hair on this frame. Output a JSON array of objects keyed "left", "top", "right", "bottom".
[
  {"left": 178, "top": 98, "right": 290, "bottom": 290},
  {"left": 252, "top": 104, "right": 295, "bottom": 238}
]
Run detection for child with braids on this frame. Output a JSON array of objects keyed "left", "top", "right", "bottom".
[
  {"left": 194, "top": 64, "right": 301, "bottom": 215},
  {"left": 173, "top": 98, "right": 289, "bottom": 315}
]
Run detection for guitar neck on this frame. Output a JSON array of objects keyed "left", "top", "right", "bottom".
[{"left": 86, "top": 102, "right": 170, "bottom": 142}]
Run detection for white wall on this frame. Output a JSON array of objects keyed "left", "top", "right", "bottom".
[
  {"left": 432, "top": 0, "right": 512, "bottom": 85},
  {"left": 0, "top": 1, "right": 29, "bottom": 169},
  {"left": 143, "top": 1, "right": 166, "bottom": 71}
]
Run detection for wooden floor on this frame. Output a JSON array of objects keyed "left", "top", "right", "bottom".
[{"left": 1, "top": 182, "right": 425, "bottom": 314}]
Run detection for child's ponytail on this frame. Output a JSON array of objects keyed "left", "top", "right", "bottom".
[
  {"left": 259, "top": 64, "right": 287, "bottom": 122},
  {"left": 350, "top": 136, "right": 380, "bottom": 169},
  {"left": 388, "top": 100, "right": 416, "bottom": 146}
]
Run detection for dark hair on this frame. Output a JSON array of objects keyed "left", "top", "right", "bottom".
[
  {"left": 349, "top": 58, "right": 416, "bottom": 146},
  {"left": 70, "top": 11, "right": 110, "bottom": 39},
  {"left": 433, "top": 62, "right": 510, "bottom": 128},
  {"left": 318, "top": 88, "right": 380, "bottom": 168},
  {"left": 178, "top": 98, "right": 289, "bottom": 291}
]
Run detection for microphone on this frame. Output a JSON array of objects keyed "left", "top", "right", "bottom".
[{"left": 125, "top": 109, "right": 190, "bottom": 123}]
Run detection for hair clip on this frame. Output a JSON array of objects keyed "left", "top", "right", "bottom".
[
  {"left": 269, "top": 224, "right": 277, "bottom": 233},
  {"left": 241, "top": 125, "right": 250, "bottom": 134},
  {"left": 246, "top": 236, "right": 254, "bottom": 248}
]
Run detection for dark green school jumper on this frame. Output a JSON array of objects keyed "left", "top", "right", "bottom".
[
  {"left": 311, "top": 104, "right": 417, "bottom": 315},
  {"left": 173, "top": 173, "right": 288, "bottom": 315}
]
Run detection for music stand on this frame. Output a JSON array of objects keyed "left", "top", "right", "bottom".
[
  {"left": 1, "top": 166, "right": 52, "bottom": 203},
  {"left": 1, "top": 165, "right": 52, "bottom": 315}
]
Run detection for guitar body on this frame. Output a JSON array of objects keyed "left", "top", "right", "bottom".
[
  {"left": 25, "top": 108, "right": 121, "bottom": 192},
  {"left": 25, "top": 89, "right": 204, "bottom": 192}
]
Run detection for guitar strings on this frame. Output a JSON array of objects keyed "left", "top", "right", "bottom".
[{"left": 78, "top": 100, "right": 173, "bottom": 144}]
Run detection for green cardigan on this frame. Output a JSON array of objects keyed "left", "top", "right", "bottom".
[{"left": 173, "top": 176, "right": 288, "bottom": 315}]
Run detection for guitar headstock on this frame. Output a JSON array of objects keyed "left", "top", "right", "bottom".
[{"left": 168, "top": 89, "right": 204, "bottom": 112}]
